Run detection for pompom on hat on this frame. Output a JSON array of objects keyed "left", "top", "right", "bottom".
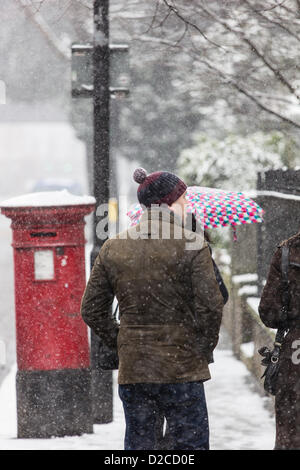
[
  {"left": 133, "top": 167, "right": 187, "bottom": 208},
  {"left": 133, "top": 167, "right": 148, "bottom": 185}
]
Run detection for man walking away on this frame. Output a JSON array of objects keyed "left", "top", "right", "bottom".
[
  {"left": 259, "top": 230, "right": 300, "bottom": 450},
  {"left": 81, "top": 168, "right": 224, "bottom": 450}
]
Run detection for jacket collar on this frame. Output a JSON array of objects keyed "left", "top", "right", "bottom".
[{"left": 139, "top": 205, "right": 184, "bottom": 235}]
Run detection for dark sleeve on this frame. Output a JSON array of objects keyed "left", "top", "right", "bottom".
[
  {"left": 207, "top": 244, "right": 229, "bottom": 305},
  {"left": 191, "top": 245, "right": 224, "bottom": 358},
  {"left": 212, "top": 258, "right": 229, "bottom": 305},
  {"left": 258, "top": 247, "right": 285, "bottom": 329},
  {"left": 81, "top": 243, "right": 118, "bottom": 349}
]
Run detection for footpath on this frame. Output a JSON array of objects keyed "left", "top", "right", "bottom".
[{"left": 0, "top": 329, "right": 275, "bottom": 450}]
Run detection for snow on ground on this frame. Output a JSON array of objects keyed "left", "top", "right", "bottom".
[
  {"left": 206, "top": 346, "right": 275, "bottom": 450},
  {"left": 0, "top": 331, "right": 275, "bottom": 450}
]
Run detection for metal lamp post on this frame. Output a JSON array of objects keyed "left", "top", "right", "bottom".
[{"left": 71, "top": 0, "right": 129, "bottom": 424}]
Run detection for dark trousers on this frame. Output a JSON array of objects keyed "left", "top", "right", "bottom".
[{"left": 118, "top": 381, "right": 209, "bottom": 450}]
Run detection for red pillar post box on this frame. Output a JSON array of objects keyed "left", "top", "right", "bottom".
[{"left": 1, "top": 191, "right": 95, "bottom": 438}]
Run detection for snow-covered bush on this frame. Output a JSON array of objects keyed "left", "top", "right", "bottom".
[{"left": 177, "top": 131, "right": 299, "bottom": 191}]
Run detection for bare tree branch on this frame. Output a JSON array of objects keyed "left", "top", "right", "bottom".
[
  {"left": 54, "top": 0, "right": 73, "bottom": 24},
  {"left": 279, "top": 2, "right": 299, "bottom": 14},
  {"left": 251, "top": 92, "right": 298, "bottom": 105},
  {"left": 15, "top": 0, "right": 300, "bottom": 131},
  {"left": 159, "top": 2, "right": 300, "bottom": 101},
  {"left": 161, "top": 0, "right": 226, "bottom": 50},
  {"left": 251, "top": 0, "right": 288, "bottom": 12},
  {"left": 28, "top": 0, "right": 47, "bottom": 14},
  {"left": 141, "top": 0, "right": 161, "bottom": 34},
  {"left": 199, "top": 57, "right": 300, "bottom": 129},
  {"left": 16, "top": 0, "right": 71, "bottom": 60},
  {"left": 74, "top": 0, "right": 92, "bottom": 9},
  {"left": 132, "top": 33, "right": 300, "bottom": 130},
  {"left": 196, "top": 2, "right": 300, "bottom": 101},
  {"left": 243, "top": 0, "right": 300, "bottom": 42}
]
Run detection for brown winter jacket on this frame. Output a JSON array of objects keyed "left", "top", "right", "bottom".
[
  {"left": 259, "top": 232, "right": 300, "bottom": 330},
  {"left": 258, "top": 231, "right": 300, "bottom": 450},
  {"left": 81, "top": 206, "right": 224, "bottom": 385}
]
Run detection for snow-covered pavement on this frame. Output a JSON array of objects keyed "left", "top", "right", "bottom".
[{"left": 0, "top": 330, "right": 275, "bottom": 450}]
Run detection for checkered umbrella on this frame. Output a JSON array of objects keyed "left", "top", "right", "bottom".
[
  {"left": 126, "top": 186, "right": 264, "bottom": 240},
  {"left": 186, "top": 186, "right": 264, "bottom": 227}
]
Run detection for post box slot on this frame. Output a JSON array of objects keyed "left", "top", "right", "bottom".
[{"left": 30, "top": 232, "right": 57, "bottom": 238}]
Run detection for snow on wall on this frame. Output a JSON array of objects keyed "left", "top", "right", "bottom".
[
  {"left": 246, "top": 190, "right": 300, "bottom": 202},
  {"left": 238, "top": 285, "right": 258, "bottom": 297},
  {"left": 232, "top": 273, "right": 258, "bottom": 285},
  {"left": 246, "top": 296, "right": 261, "bottom": 315}
]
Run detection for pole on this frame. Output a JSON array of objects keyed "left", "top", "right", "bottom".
[{"left": 91, "top": 0, "right": 113, "bottom": 424}]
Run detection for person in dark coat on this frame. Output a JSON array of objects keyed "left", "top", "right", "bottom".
[
  {"left": 258, "top": 231, "right": 300, "bottom": 450},
  {"left": 81, "top": 168, "right": 224, "bottom": 450}
]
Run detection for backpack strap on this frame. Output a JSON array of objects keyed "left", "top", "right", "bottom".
[
  {"left": 275, "top": 245, "right": 290, "bottom": 345},
  {"left": 281, "top": 245, "right": 290, "bottom": 282},
  {"left": 290, "top": 262, "right": 300, "bottom": 268}
]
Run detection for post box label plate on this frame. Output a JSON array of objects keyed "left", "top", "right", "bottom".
[{"left": 34, "top": 249, "right": 55, "bottom": 281}]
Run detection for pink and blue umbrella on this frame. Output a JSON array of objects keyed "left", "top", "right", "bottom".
[{"left": 126, "top": 186, "right": 264, "bottom": 240}]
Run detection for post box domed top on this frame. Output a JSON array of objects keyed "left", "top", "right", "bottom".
[
  {"left": 0, "top": 190, "right": 96, "bottom": 224},
  {"left": 0, "top": 190, "right": 96, "bottom": 209}
]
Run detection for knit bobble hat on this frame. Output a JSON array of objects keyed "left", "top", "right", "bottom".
[
  {"left": 133, "top": 167, "right": 187, "bottom": 208},
  {"left": 133, "top": 167, "right": 148, "bottom": 185}
]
